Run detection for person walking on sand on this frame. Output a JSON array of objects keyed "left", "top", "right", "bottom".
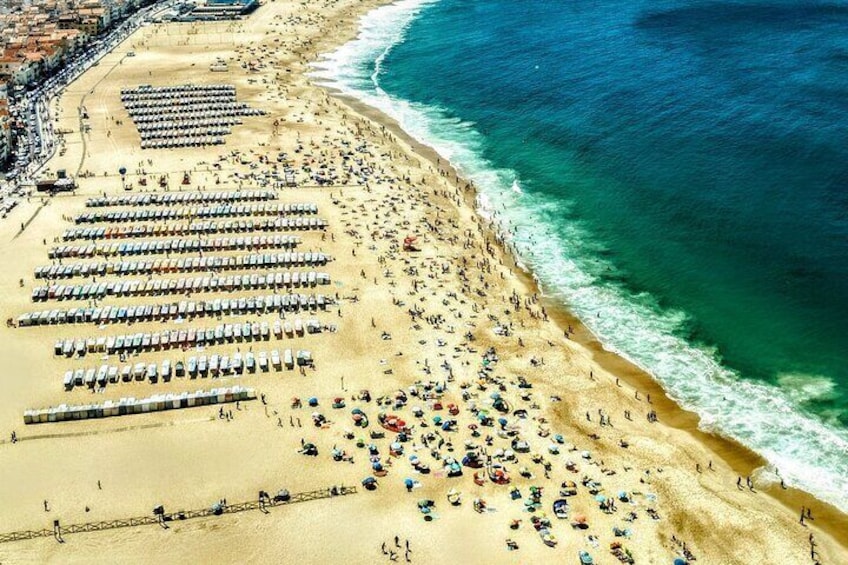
[{"left": 44, "top": 500, "right": 49, "bottom": 512}]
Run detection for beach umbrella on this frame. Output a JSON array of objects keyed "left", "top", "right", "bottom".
[
  {"left": 673, "top": 560, "right": 687, "bottom": 565},
  {"left": 308, "top": 397, "right": 318, "bottom": 407},
  {"left": 594, "top": 494, "right": 606, "bottom": 503},
  {"left": 433, "top": 415, "right": 442, "bottom": 424},
  {"left": 372, "top": 461, "right": 383, "bottom": 471},
  {"left": 498, "top": 417, "right": 508, "bottom": 428},
  {"left": 404, "top": 478, "right": 414, "bottom": 489}
]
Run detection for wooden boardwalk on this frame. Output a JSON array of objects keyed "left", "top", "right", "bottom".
[{"left": 0, "top": 486, "right": 356, "bottom": 545}]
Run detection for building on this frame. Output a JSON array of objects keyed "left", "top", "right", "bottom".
[
  {"left": 0, "top": 81, "right": 10, "bottom": 166},
  {"left": 189, "top": 0, "right": 259, "bottom": 20}
]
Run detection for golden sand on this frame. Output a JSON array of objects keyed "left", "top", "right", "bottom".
[{"left": 0, "top": 1, "right": 846, "bottom": 563}]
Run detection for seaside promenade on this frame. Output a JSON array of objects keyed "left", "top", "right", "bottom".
[{"left": 0, "top": 1, "right": 845, "bottom": 564}]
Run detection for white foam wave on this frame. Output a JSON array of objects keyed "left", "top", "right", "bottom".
[{"left": 311, "top": 0, "right": 848, "bottom": 512}]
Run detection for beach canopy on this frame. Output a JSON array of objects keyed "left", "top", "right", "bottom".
[{"left": 674, "top": 560, "right": 687, "bottom": 565}]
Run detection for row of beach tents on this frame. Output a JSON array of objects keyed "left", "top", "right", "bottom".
[
  {"left": 139, "top": 127, "right": 231, "bottom": 140},
  {"left": 86, "top": 190, "right": 276, "bottom": 208},
  {"left": 62, "top": 348, "right": 312, "bottom": 391},
  {"left": 24, "top": 386, "right": 255, "bottom": 424},
  {"left": 121, "top": 83, "right": 236, "bottom": 99},
  {"left": 75, "top": 202, "right": 319, "bottom": 224},
  {"left": 48, "top": 234, "right": 301, "bottom": 258},
  {"left": 32, "top": 270, "right": 331, "bottom": 301},
  {"left": 136, "top": 119, "right": 240, "bottom": 132},
  {"left": 17, "top": 293, "right": 333, "bottom": 327},
  {"left": 62, "top": 217, "right": 327, "bottom": 241},
  {"left": 35, "top": 251, "right": 331, "bottom": 280},
  {"left": 55, "top": 318, "right": 326, "bottom": 358},
  {"left": 140, "top": 136, "right": 225, "bottom": 149},
  {"left": 128, "top": 105, "right": 260, "bottom": 119}
]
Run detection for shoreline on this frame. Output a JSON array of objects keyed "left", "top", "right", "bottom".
[{"left": 310, "top": 21, "right": 848, "bottom": 552}]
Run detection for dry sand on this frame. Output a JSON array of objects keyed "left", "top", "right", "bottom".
[{"left": 0, "top": 1, "right": 846, "bottom": 563}]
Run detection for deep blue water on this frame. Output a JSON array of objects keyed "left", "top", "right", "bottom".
[{"left": 313, "top": 0, "right": 848, "bottom": 509}]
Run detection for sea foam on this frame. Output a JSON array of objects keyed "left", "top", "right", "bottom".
[{"left": 310, "top": 0, "right": 848, "bottom": 513}]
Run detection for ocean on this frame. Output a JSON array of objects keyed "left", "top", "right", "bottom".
[{"left": 312, "top": 0, "right": 848, "bottom": 511}]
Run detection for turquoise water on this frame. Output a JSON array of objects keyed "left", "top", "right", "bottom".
[{"left": 312, "top": 0, "right": 848, "bottom": 510}]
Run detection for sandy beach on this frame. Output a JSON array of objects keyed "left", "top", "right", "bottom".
[{"left": 0, "top": 1, "right": 846, "bottom": 563}]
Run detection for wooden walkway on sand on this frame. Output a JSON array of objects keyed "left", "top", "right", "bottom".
[{"left": 0, "top": 486, "right": 357, "bottom": 545}]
